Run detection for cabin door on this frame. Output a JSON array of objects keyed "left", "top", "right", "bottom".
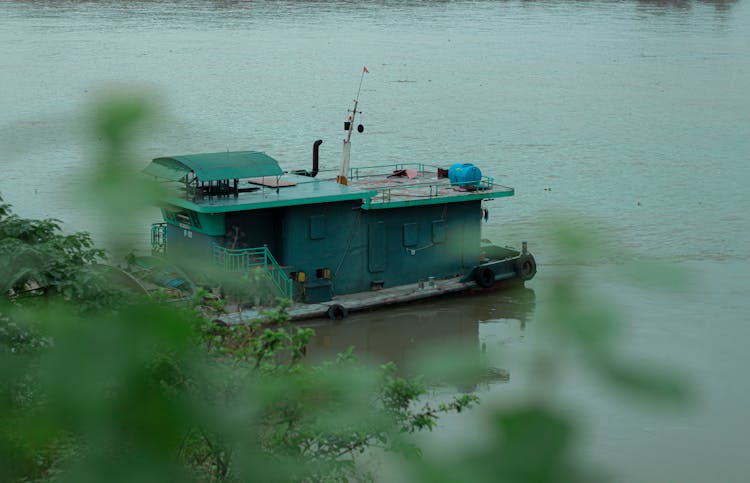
[
  {"left": 461, "top": 222, "right": 479, "bottom": 268},
  {"left": 368, "top": 221, "right": 386, "bottom": 273}
]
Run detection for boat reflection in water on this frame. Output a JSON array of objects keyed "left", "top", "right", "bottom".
[{"left": 302, "top": 286, "right": 536, "bottom": 388}]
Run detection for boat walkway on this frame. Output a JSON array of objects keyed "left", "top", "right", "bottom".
[{"left": 219, "top": 275, "right": 478, "bottom": 324}]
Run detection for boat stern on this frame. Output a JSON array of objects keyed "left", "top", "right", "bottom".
[{"left": 464, "top": 242, "right": 537, "bottom": 288}]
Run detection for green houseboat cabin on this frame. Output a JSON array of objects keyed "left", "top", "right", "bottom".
[{"left": 144, "top": 146, "right": 536, "bottom": 305}]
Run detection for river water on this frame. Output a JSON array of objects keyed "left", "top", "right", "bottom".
[{"left": 2, "top": 0, "right": 749, "bottom": 481}]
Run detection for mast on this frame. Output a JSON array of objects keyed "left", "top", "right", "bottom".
[{"left": 337, "top": 66, "right": 368, "bottom": 185}]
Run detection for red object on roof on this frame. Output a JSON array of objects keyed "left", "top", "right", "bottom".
[{"left": 390, "top": 169, "right": 419, "bottom": 179}]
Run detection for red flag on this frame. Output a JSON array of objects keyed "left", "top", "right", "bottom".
[{"left": 363, "top": 66, "right": 369, "bottom": 73}]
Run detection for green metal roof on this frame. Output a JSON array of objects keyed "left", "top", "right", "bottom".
[{"left": 144, "top": 151, "right": 283, "bottom": 182}]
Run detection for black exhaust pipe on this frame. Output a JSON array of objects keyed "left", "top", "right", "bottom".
[
  {"left": 311, "top": 139, "right": 322, "bottom": 177},
  {"left": 291, "top": 139, "right": 323, "bottom": 178}
]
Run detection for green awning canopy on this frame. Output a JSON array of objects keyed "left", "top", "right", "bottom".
[{"left": 144, "top": 151, "right": 283, "bottom": 182}]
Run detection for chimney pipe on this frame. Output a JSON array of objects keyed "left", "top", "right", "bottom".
[{"left": 312, "top": 139, "right": 323, "bottom": 177}]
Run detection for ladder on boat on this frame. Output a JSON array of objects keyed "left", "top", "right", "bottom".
[{"left": 212, "top": 244, "right": 293, "bottom": 300}]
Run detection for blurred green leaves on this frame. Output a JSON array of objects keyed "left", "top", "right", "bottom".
[
  {"left": 81, "top": 89, "right": 167, "bottom": 255},
  {"left": 594, "top": 358, "right": 690, "bottom": 404},
  {"left": 534, "top": 213, "right": 692, "bottom": 405},
  {"left": 392, "top": 213, "right": 694, "bottom": 483},
  {"left": 0, "top": 194, "right": 115, "bottom": 311},
  {"left": 1, "top": 89, "right": 696, "bottom": 483},
  {"left": 2, "top": 88, "right": 482, "bottom": 482},
  {"left": 2, "top": 291, "right": 477, "bottom": 482},
  {"left": 89, "top": 90, "right": 158, "bottom": 153}
]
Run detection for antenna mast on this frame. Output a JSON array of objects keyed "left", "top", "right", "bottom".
[{"left": 337, "top": 66, "right": 368, "bottom": 185}]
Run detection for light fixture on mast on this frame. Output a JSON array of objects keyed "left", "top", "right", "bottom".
[{"left": 337, "top": 66, "right": 369, "bottom": 186}]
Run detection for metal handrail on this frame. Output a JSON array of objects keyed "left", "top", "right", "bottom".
[
  {"left": 350, "top": 162, "right": 429, "bottom": 180},
  {"left": 150, "top": 223, "right": 167, "bottom": 255},
  {"left": 212, "top": 244, "right": 293, "bottom": 300},
  {"left": 366, "top": 176, "right": 497, "bottom": 204}
]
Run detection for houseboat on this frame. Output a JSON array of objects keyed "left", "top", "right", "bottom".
[{"left": 143, "top": 72, "right": 536, "bottom": 320}]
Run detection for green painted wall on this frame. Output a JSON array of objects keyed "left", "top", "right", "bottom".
[
  {"left": 357, "top": 201, "right": 481, "bottom": 291},
  {"left": 276, "top": 200, "right": 367, "bottom": 298},
  {"left": 165, "top": 224, "right": 220, "bottom": 268},
  {"left": 277, "top": 199, "right": 482, "bottom": 299},
  {"left": 163, "top": 197, "right": 483, "bottom": 302},
  {"left": 196, "top": 213, "right": 226, "bottom": 236}
]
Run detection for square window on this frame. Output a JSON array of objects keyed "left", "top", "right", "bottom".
[
  {"left": 432, "top": 220, "right": 445, "bottom": 244},
  {"left": 403, "top": 223, "right": 418, "bottom": 247},
  {"left": 310, "top": 215, "right": 326, "bottom": 240}
]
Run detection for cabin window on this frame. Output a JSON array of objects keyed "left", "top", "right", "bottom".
[
  {"left": 432, "top": 220, "right": 446, "bottom": 244},
  {"left": 402, "top": 223, "right": 418, "bottom": 247},
  {"left": 176, "top": 213, "right": 191, "bottom": 229},
  {"left": 309, "top": 215, "right": 326, "bottom": 240},
  {"left": 171, "top": 209, "right": 201, "bottom": 229},
  {"left": 162, "top": 209, "right": 177, "bottom": 222}
]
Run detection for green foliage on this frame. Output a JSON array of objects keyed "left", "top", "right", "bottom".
[
  {"left": 80, "top": 89, "right": 166, "bottom": 256},
  {"left": 188, "top": 303, "right": 479, "bottom": 481},
  {"left": 1, "top": 93, "right": 480, "bottom": 480},
  {"left": 406, "top": 403, "right": 583, "bottom": 483},
  {"left": 0, "top": 293, "right": 479, "bottom": 482},
  {"left": 1, "top": 91, "right": 693, "bottom": 483},
  {"left": 536, "top": 215, "right": 691, "bottom": 405},
  {"left": 0, "top": 195, "right": 119, "bottom": 312},
  {"left": 391, "top": 216, "right": 693, "bottom": 483},
  {"left": 220, "top": 267, "right": 280, "bottom": 310}
]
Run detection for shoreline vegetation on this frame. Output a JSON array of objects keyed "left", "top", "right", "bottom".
[
  {"left": 1, "top": 93, "right": 690, "bottom": 482},
  {"left": 0, "top": 192, "right": 480, "bottom": 481}
]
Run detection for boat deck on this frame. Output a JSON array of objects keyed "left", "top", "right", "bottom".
[
  {"left": 161, "top": 173, "right": 378, "bottom": 213},
  {"left": 158, "top": 163, "right": 513, "bottom": 214},
  {"left": 219, "top": 275, "right": 479, "bottom": 324},
  {"left": 345, "top": 165, "right": 513, "bottom": 208}
]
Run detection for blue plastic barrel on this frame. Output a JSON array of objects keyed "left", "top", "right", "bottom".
[{"left": 448, "top": 163, "right": 482, "bottom": 188}]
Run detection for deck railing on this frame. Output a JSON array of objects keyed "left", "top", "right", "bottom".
[
  {"left": 150, "top": 223, "right": 167, "bottom": 255},
  {"left": 350, "top": 163, "right": 428, "bottom": 180},
  {"left": 348, "top": 163, "right": 497, "bottom": 205},
  {"left": 212, "top": 244, "right": 293, "bottom": 300},
  {"left": 366, "top": 176, "right": 497, "bottom": 205}
]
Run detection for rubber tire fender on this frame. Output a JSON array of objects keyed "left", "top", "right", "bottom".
[
  {"left": 326, "top": 303, "right": 348, "bottom": 320},
  {"left": 514, "top": 254, "right": 537, "bottom": 281},
  {"left": 475, "top": 266, "right": 496, "bottom": 288}
]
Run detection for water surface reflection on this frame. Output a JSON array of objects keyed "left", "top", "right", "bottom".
[{"left": 303, "top": 286, "right": 536, "bottom": 375}]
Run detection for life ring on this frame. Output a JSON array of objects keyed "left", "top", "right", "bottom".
[
  {"left": 514, "top": 254, "right": 537, "bottom": 281},
  {"left": 475, "top": 266, "right": 496, "bottom": 288},
  {"left": 326, "top": 304, "right": 348, "bottom": 320}
]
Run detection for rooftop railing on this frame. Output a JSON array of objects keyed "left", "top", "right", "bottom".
[
  {"left": 349, "top": 163, "right": 429, "bottom": 180},
  {"left": 348, "top": 163, "right": 499, "bottom": 206}
]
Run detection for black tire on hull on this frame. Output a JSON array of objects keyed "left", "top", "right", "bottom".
[
  {"left": 475, "top": 266, "right": 496, "bottom": 288},
  {"left": 515, "top": 254, "right": 537, "bottom": 281},
  {"left": 327, "top": 304, "right": 348, "bottom": 320}
]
